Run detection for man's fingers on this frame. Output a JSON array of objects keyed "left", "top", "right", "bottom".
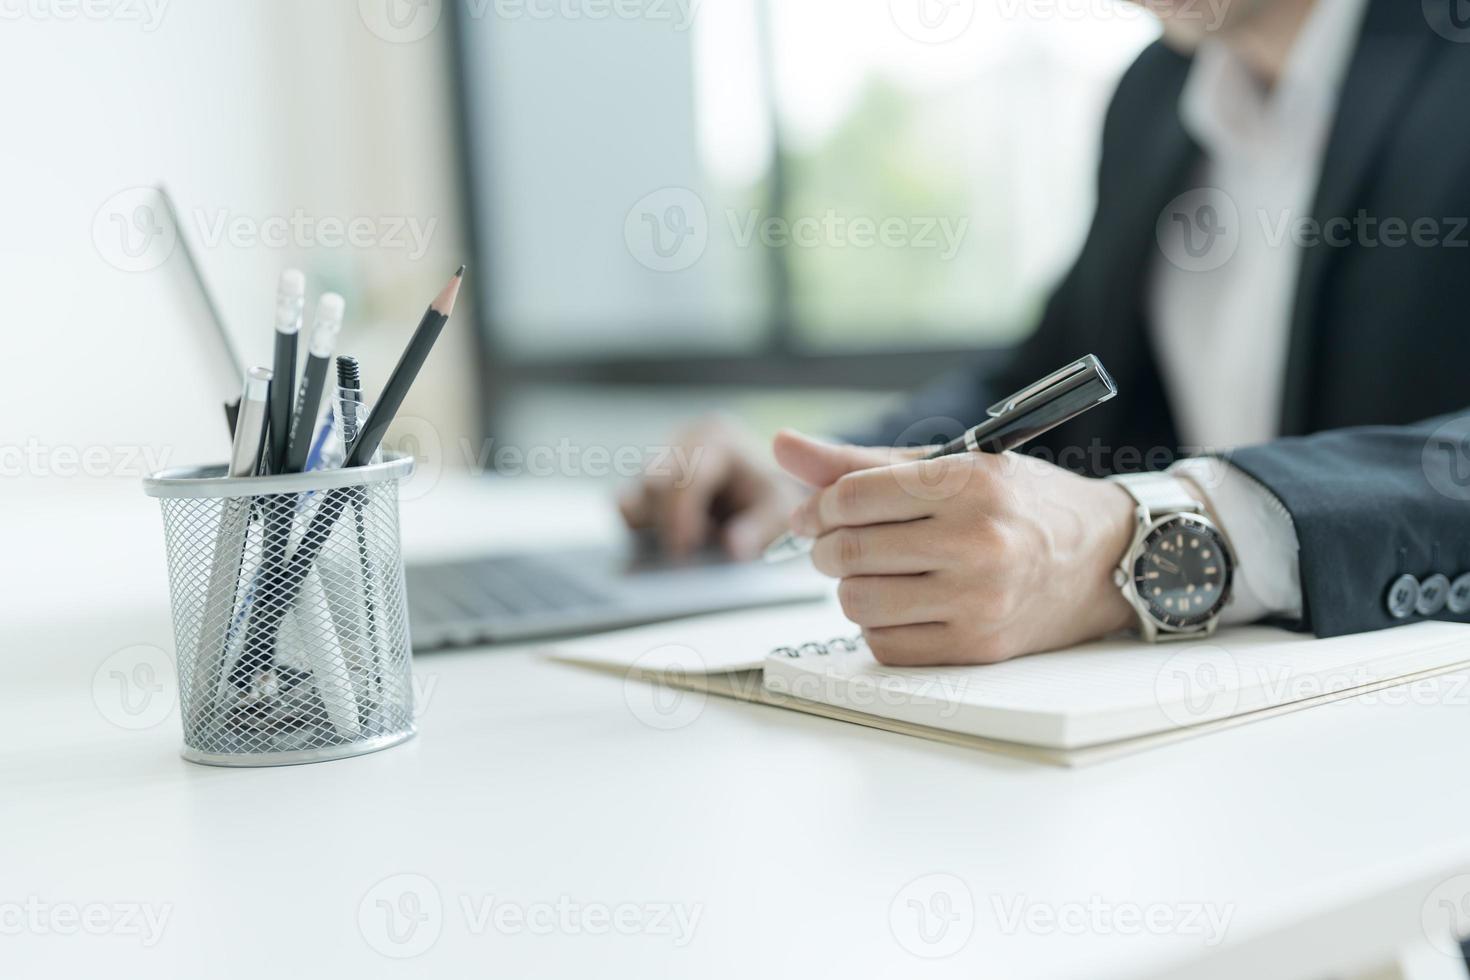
[
  {"left": 772, "top": 429, "right": 913, "bottom": 488},
  {"left": 837, "top": 574, "right": 951, "bottom": 630},
  {"left": 862, "top": 622, "right": 956, "bottom": 666},
  {"left": 657, "top": 448, "right": 732, "bottom": 555},
  {"left": 722, "top": 495, "right": 789, "bottom": 561},
  {"left": 809, "top": 521, "right": 942, "bottom": 577},
  {"left": 617, "top": 484, "right": 654, "bottom": 529},
  {"left": 790, "top": 460, "right": 946, "bottom": 537}
]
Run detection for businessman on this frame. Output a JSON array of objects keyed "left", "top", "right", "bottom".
[{"left": 622, "top": 0, "right": 1470, "bottom": 665}]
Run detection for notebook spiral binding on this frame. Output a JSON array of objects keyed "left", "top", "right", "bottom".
[{"left": 771, "top": 634, "right": 866, "bottom": 659}]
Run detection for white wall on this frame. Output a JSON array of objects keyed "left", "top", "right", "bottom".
[{"left": 0, "top": 0, "right": 474, "bottom": 501}]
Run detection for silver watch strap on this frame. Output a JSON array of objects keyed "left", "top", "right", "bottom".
[{"left": 1109, "top": 472, "right": 1201, "bottom": 521}]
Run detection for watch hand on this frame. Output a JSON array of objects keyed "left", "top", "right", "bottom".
[{"left": 1152, "top": 555, "right": 1179, "bottom": 574}]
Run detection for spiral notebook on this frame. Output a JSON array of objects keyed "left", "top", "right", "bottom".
[{"left": 544, "top": 598, "right": 1470, "bottom": 766}]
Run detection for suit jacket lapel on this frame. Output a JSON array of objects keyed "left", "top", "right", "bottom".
[
  {"left": 1279, "top": 0, "right": 1438, "bottom": 435},
  {"left": 1101, "top": 86, "right": 1198, "bottom": 425}
]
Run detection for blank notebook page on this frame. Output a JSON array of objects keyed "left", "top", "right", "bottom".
[{"left": 761, "top": 621, "right": 1470, "bottom": 749}]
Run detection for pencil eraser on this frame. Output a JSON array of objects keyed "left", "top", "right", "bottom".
[
  {"left": 278, "top": 268, "right": 306, "bottom": 297},
  {"left": 316, "top": 292, "right": 345, "bottom": 324},
  {"left": 310, "top": 293, "right": 346, "bottom": 356}
]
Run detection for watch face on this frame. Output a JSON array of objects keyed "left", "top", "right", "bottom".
[{"left": 1131, "top": 516, "right": 1233, "bottom": 630}]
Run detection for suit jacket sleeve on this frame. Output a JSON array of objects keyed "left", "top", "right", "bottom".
[{"left": 1225, "top": 410, "right": 1470, "bottom": 636}]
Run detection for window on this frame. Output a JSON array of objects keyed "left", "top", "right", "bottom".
[
  {"left": 761, "top": 0, "right": 1156, "bottom": 350},
  {"left": 453, "top": 0, "right": 1157, "bottom": 381}
]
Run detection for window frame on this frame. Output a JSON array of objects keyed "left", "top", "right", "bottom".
[{"left": 445, "top": 0, "right": 1019, "bottom": 435}]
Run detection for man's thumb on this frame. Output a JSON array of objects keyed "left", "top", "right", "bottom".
[{"left": 771, "top": 429, "right": 912, "bottom": 488}]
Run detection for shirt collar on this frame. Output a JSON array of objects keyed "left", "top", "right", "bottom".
[{"left": 1178, "top": 0, "right": 1371, "bottom": 166}]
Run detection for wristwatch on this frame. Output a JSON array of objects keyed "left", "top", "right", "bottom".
[{"left": 1109, "top": 473, "right": 1236, "bottom": 642}]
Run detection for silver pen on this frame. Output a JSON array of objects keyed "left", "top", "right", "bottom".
[
  {"left": 193, "top": 366, "right": 273, "bottom": 729},
  {"left": 763, "top": 354, "right": 1118, "bottom": 563},
  {"left": 228, "top": 367, "right": 274, "bottom": 478}
]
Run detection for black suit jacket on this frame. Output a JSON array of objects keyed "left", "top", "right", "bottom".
[{"left": 864, "top": 0, "right": 1470, "bottom": 637}]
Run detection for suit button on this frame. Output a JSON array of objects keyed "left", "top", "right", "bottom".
[
  {"left": 1449, "top": 573, "right": 1470, "bottom": 615},
  {"left": 1416, "top": 573, "right": 1450, "bottom": 616},
  {"left": 1386, "top": 574, "right": 1420, "bottom": 619}
]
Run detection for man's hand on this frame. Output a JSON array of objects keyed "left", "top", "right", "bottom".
[
  {"left": 619, "top": 415, "right": 805, "bottom": 560},
  {"left": 773, "top": 430, "right": 1139, "bottom": 666}
]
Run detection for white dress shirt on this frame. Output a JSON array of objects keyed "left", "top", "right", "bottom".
[{"left": 1145, "top": 0, "right": 1370, "bottom": 624}]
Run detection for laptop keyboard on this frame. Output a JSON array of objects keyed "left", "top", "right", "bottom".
[{"left": 406, "top": 555, "right": 613, "bottom": 622}]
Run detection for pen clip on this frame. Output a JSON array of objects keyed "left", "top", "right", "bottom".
[{"left": 985, "top": 356, "right": 1092, "bottom": 417}]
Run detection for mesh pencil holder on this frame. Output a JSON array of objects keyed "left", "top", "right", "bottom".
[{"left": 143, "top": 455, "right": 417, "bottom": 767}]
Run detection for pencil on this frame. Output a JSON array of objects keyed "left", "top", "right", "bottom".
[
  {"left": 228, "top": 271, "right": 303, "bottom": 694},
  {"left": 285, "top": 293, "right": 344, "bottom": 473},
  {"left": 345, "top": 266, "right": 463, "bottom": 467},
  {"left": 240, "top": 271, "right": 306, "bottom": 696},
  {"left": 267, "top": 269, "right": 305, "bottom": 474}
]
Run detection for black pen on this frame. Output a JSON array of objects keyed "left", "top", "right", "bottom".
[
  {"left": 762, "top": 354, "right": 1118, "bottom": 562},
  {"left": 337, "top": 354, "right": 382, "bottom": 717},
  {"left": 337, "top": 355, "right": 366, "bottom": 450}
]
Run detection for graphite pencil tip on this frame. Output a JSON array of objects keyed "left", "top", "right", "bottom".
[{"left": 432, "top": 267, "right": 465, "bottom": 316}]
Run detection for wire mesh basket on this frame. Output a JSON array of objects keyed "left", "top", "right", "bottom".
[{"left": 143, "top": 455, "right": 417, "bottom": 766}]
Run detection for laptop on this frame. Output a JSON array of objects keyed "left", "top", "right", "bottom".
[{"left": 403, "top": 531, "right": 825, "bottom": 649}]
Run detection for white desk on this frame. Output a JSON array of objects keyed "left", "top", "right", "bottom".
[{"left": 6, "top": 475, "right": 1470, "bottom": 979}]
